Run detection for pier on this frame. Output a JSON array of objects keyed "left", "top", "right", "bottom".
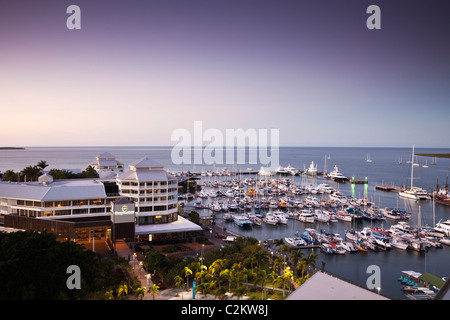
[{"left": 375, "top": 185, "right": 402, "bottom": 192}]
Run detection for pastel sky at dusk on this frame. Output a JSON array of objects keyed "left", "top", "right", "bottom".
[{"left": 0, "top": 0, "right": 449, "bottom": 147}]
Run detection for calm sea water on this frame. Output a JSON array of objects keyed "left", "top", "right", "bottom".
[{"left": 1, "top": 146, "right": 450, "bottom": 299}]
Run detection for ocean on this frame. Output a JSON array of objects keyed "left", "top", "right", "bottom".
[{"left": 1, "top": 146, "right": 450, "bottom": 299}]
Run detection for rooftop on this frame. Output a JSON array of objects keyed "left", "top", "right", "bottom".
[
  {"left": 286, "top": 271, "right": 390, "bottom": 300},
  {"left": 0, "top": 179, "right": 107, "bottom": 201}
]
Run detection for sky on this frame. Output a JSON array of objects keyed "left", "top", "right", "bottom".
[{"left": 0, "top": 0, "right": 449, "bottom": 148}]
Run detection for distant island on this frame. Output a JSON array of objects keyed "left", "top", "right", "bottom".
[
  {"left": 416, "top": 153, "right": 450, "bottom": 159},
  {"left": 0, "top": 147, "right": 25, "bottom": 150}
]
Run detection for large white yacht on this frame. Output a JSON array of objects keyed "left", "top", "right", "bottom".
[
  {"left": 327, "top": 165, "right": 349, "bottom": 182},
  {"left": 306, "top": 161, "right": 317, "bottom": 176}
]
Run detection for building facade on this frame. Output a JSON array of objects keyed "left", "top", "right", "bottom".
[{"left": 0, "top": 155, "right": 202, "bottom": 245}]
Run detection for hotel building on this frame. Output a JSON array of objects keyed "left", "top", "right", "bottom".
[{"left": 0, "top": 155, "right": 202, "bottom": 244}]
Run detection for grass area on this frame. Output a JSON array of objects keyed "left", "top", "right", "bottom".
[{"left": 416, "top": 153, "right": 450, "bottom": 158}]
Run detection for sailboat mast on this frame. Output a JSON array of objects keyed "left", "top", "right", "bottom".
[{"left": 410, "top": 144, "right": 415, "bottom": 189}]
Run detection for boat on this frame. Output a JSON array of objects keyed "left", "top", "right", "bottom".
[
  {"left": 327, "top": 165, "right": 349, "bottom": 182},
  {"left": 391, "top": 238, "right": 410, "bottom": 250},
  {"left": 334, "top": 210, "right": 353, "bottom": 222},
  {"left": 233, "top": 214, "right": 253, "bottom": 228},
  {"left": 329, "top": 243, "right": 346, "bottom": 254},
  {"left": 321, "top": 243, "right": 334, "bottom": 254},
  {"left": 306, "top": 161, "right": 318, "bottom": 176},
  {"left": 365, "top": 154, "right": 372, "bottom": 162},
  {"left": 285, "top": 236, "right": 307, "bottom": 247},
  {"left": 273, "top": 211, "right": 288, "bottom": 224},
  {"left": 439, "top": 238, "right": 450, "bottom": 246},
  {"left": 354, "top": 241, "right": 368, "bottom": 252},
  {"left": 297, "top": 210, "right": 315, "bottom": 223},
  {"left": 435, "top": 219, "right": 450, "bottom": 236},
  {"left": 399, "top": 145, "right": 431, "bottom": 200},
  {"left": 263, "top": 215, "right": 278, "bottom": 226},
  {"left": 223, "top": 213, "right": 234, "bottom": 222},
  {"left": 314, "top": 210, "right": 330, "bottom": 223}
]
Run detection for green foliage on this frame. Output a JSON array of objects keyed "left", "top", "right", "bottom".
[
  {"left": 0, "top": 230, "right": 129, "bottom": 300},
  {"left": 1, "top": 161, "right": 98, "bottom": 182}
]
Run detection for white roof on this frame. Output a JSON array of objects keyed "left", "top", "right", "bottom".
[
  {"left": 129, "top": 157, "right": 164, "bottom": 169},
  {"left": 134, "top": 216, "right": 203, "bottom": 235},
  {"left": 117, "top": 169, "right": 170, "bottom": 182},
  {"left": 97, "top": 152, "right": 116, "bottom": 159},
  {"left": 286, "top": 271, "right": 390, "bottom": 300},
  {"left": 0, "top": 179, "right": 107, "bottom": 201}
]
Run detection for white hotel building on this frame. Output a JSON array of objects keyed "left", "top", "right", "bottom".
[{"left": 0, "top": 155, "right": 202, "bottom": 243}]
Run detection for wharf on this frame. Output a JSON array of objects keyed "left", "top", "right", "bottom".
[
  {"left": 375, "top": 185, "right": 402, "bottom": 192},
  {"left": 350, "top": 179, "right": 368, "bottom": 184}
]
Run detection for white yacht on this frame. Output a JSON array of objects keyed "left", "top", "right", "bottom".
[
  {"left": 435, "top": 219, "right": 450, "bottom": 236},
  {"left": 327, "top": 165, "right": 349, "bottom": 182},
  {"left": 399, "top": 145, "right": 431, "bottom": 200},
  {"left": 297, "top": 210, "right": 315, "bottom": 223},
  {"left": 306, "top": 161, "right": 317, "bottom": 176}
]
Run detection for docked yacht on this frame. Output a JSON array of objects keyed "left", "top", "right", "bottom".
[
  {"left": 399, "top": 187, "right": 431, "bottom": 200},
  {"left": 285, "top": 236, "right": 307, "bottom": 247},
  {"left": 327, "top": 165, "right": 349, "bottom": 182},
  {"left": 435, "top": 219, "right": 450, "bottom": 236},
  {"left": 297, "top": 210, "right": 315, "bottom": 223},
  {"left": 306, "top": 161, "right": 318, "bottom": 176},
  {"left": 233, "top": 214, "right": 253, "bottom": 228},
  {"left": 399, "top": 145, "right": 431, "bottom": 200}
]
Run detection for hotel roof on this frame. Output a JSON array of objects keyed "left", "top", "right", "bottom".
[
  {"left": 129, "top": 157, "right": 164, "bottom": 169},
  {"left": 286, "top": 271, "right": 390, "bottom": 300},
  {"left": 0, "top": 179, "right": 107, "bottom": 201}
]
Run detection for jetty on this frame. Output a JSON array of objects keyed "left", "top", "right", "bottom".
[{"left": 375, "top": 185, "right": 403, "bottom": 192}]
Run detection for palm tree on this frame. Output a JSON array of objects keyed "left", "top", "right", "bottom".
[
  {"left": 148, "top": 284, "right": 160, "bottom": 300},
  {"left": 196, "top": 282, "right": 210, "bottom": 299},
  {"left": 240, "top": 267, "right": 253, "bottom": 293},
  {"left": 231, "top": 285, "right": 247, "bottom": 300},
  {"left": 174, "top": 275, "right": 184, "bottom": 299},
  {"left": 116, "top": 283, "right": 128, "bottom": 299},
  {"left": 184, "top": 267, "right": 193, "bottom": 291},
  {"left": 103, "top": 290, "right": 114, "bottom": 300},
  {"left": 256, "top": 269, "right": 268, "bottom": 300},
  {"left": 134, "top": 287, "right": 146, "bottom": 300},
  {"left": 273, "top": 238, "right": 284, "bottom": 248}
]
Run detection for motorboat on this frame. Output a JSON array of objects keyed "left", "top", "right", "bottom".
[
  {"left": 263, "top": 215, "right": 278, "bottom": 226},
  {"left": 391, "top": 238, "right": 410, "bottom": 250},
  {"left": 435, "top": 219, "right": 450, "bottom": 236},
  {"left": 273, "top": 211, "right": 288, "bottom": 224},
  {"left": 285, "top": 236, "right": 307, "bottom": 247},
  {"left": 334, "top": 210, "right": 352, "bottom": 222},
  {"left": 297, "top": 210, "right": 315, "bottom": 223}
]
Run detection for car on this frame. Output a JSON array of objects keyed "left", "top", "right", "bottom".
[{"left": 215, "top": 233, "right": 227, "bottom": 239}]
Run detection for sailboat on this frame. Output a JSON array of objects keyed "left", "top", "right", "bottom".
[
  {"left": 399, "top": 145, "right": 431, "bottom": 200},
  {"left": 365, "top": 154, "right": 372, "bottom": 162},
  {"left": 422, "top": 160, "right": 429, "bottom": 168}
]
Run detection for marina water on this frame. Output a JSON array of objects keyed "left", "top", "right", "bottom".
[{"left": 1, "top": 146, "right": 449, "bottom": 299}]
